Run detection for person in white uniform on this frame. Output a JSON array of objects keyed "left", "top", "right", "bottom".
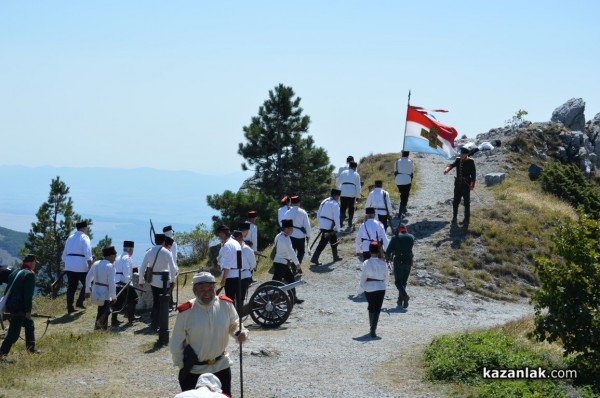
[
  {"left": 365, "top": 180, "right": 394, "bottom": 231},
  {"left": 85, "top": 246, "right": 117, "bottom": 330},
  {"left": 356, "top": 241, "right": 389, "bottom": 338},
  {"left": 282, "top": 195, "right": 312, "bottom": 266},
  {"left": 394, "top": 151, "right": 415, "bottom": 217},
  {"left": 336, "top": 161, "right": 361, "bottom": 230},
  {"left": 61, "top": 220, "right": 93, "bottom": 314},
  {"left": 170, "top": 271, "right": 248, "bottom": 396},
  {"left": 355, "top": 207, "right": 389, "bottom": 260}
]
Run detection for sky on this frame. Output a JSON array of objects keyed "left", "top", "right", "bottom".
[{"left": 1, "top": 1, "right": 599, "bottom": 176}]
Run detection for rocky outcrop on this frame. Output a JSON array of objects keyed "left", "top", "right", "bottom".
[{"left": 551, "top": 97, "right": 586, "bottom": 132}]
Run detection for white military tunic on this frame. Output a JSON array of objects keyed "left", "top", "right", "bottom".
[
  {"left": 357, "top": 257, "right": 389, "bottom": 295},
  {"left": 61, "top": 230, "right": 92, "bottom": 272},
  {"left": 394, "top": 157, "right": 414, "bottom": 185},
  {"left": 355, "top": 218, "right": 389, "bottom": 253},
  {"left": 272, "top": 232, "right": 299, "bottom": 265},
  {"left": 169, "top": 296, "right": 241, "bottom": 375},
  {"left": 138, "top": 245, "right": 178, "bottom": 288},
  {"left": 316, "top": 197, "right": 342, "bottom": 232},
  {"left": 218, "top": 237, "right": 242, "bottom": 279},
  {"left": 336, "top": 169, "right": 361, "bottom": 198},
  {"left": 282, "top": 206, "right": 312, "bottom": 240},
  {"left": 114, "top": 251, "right": 134, "bottom": 285},
  {"left": 365, "top": 187, "right": 393, "bottom": 218},
  {"left": 85, "top": 259, "right": 117, "bottom": 301}
]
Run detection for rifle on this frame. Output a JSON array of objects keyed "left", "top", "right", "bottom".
[
  {"left": 95, "top": 286, "right": 128, "bottom": 329},
  {"left": 149, "top": 218, "right": 156, "bottom": 246},
  {"left": 50, "top": 271, "right": 67, "bottom": 291}
]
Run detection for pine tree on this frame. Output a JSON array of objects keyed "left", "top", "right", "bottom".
[
  {"left": 21, "top": 176, "right": 92, "bottom": 295},
  {"left": 237, "top": 84, "right": 334, "bottom": 210}
]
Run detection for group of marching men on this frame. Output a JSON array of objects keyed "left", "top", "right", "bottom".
[{"left": 61, "top": 220, "right": 181, "bottom": 331}]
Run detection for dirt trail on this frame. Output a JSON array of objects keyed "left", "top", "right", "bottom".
[{"left": 6, "top": 151, "right": 532, "bottom": 398}]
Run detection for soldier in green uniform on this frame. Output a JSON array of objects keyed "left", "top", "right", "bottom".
[
  {"left": 385, "top": 225, "right": 415, "bottom": 308},
  {"left": 0, "top": 254, "right": 39, "bottom": 358},
  {"left": 444, "top": 146, "right": 477, "bottom": 226}
]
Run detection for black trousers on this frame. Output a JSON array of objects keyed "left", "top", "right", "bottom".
[
  {"left": 365, "top": 289, "right": 386, "bottom": 313},
  {"left": 290, "top": 236, "right": 307, "bottom": 263},
  {"left": 396, "top": 183, "right": 412, "bottom": 214},
  {"left": 95, "top": 300, "right": 110, "bottom": 329},
  {"left": 180, "top": 367, "right": 232, "bottom": 396},
  {"left": 224, "top": 277, "right": 247, "bottom": 307},
  {"left": 66, "top": 270, "right": 87, "bottom": 308},
  {"left": 272, "top": 262, "right": 297, "bottom": 300},
  {"left": 377, "top": 214, "right": 389, "bottom": 231},
  {"left": 150, "top": 285, "right": 164, "bottom": 327},
  {"left": 452, "top": 182, "right": 471, "bottom": 221},
  {"left": 339, "top": 196, "right": 356, "bottom": 227},
  {"left": 113, "top": 285, "right": 138, "bottom": 313},
  {"left": 0, "top": 313, "right": 35, "bottom": 355},
  {"left": 312, "top": 231, "right": 339, "bottom": 262}
]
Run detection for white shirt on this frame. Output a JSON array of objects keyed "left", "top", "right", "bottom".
[
  {"left": 247, "top": 222, "right": 258, "bottom": 250},
  {"left": 241, "top": 243, "right": 256, "bottom": 279},
  {"left": 85, "top": 259, "right": 117, "bottom": 300},
  {"left": 355, "top": 218, "right": 389, "bottom": 253},
  {"left": 218, "top": 237, "right": 242, "bottom": 279},
  {"left": 278, "top": 205, "right": 290, "bottom": 227},
  {"left": 317, "top": 197, "right": 342, "bottom": 232},
  {"left": 174, "top": 388, "right": 228, "bottom": 398},
  {"left": 272, "top": 232, "right": 299, "bottom": 265},
  {"left": 395, "top": 157, "right": 415, "bottom": 185},
  {"left": 337, "top": 164, "right": 349, "bottom": 177},
  {"left": 365, "top": 187, "right": 393, "bottom": 217},
  {"left": 336, "top": 169, "right": 361, "bottom": 198},
  {"left": 138, "top": 245, "right": 178, "bottom": 288},
  {"left": 114, "top": 251, "right": 133, "bottom": 285},
  {"left": 357, "top": 257, "right": 389, "bottom": 295},
  {"left": 171, "top": 241, "right": 178, "bottom": 266},
  {"left": 61, "top": 230, "right": 92, "bottom": 272},
  {"left": 169, "top": 296, "right": 240, "bottom": 375},
  {"left": 282, "top": 206, "right": 311, "bottom": 239}
]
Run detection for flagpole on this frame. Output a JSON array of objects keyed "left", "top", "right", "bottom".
[{"left": 401, "top": 90, "right": 411, "bottom": 151}]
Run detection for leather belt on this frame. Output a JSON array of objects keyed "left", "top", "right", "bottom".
[
  {"left": 195, "top": 352, "right": 224, "bottom": 366},
  {"left": 366, "top": 278, "right": 384, "bottom": 282},
  {"left": 94, "top": 282, "right": 109, "bottom": 287},
  {"left": 67, "top": 253, "right": 85, "bottom": 257}
]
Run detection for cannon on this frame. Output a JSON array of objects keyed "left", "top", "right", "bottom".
[{"left": 241, "top": 280, "right": 306, "bottom": 328}]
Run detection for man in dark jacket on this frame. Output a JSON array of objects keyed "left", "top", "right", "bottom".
[
  {"left": 385, "top": 225, "right": 415, "bottom": 308},
  {"left": 0, "top": 254, "right": 39, "bottom": 357},
  {"left": 444, "top": 146, "right": 477, "bottom": 226}
]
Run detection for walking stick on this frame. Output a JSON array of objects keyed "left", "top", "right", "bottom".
[{"left": 236, "top": 249, "right": 244, "bottom": 398}]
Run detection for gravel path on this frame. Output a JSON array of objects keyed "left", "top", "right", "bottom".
[{"left": 19, "top": 146, "right": 533, "bottom": 398}]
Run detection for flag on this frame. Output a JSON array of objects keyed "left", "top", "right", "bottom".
[{"left": 403, "top": 105, "right": 458, "bottom": 159}]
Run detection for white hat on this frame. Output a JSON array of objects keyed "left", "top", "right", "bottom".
[
  {"left": 192, "top": 271, "right": 216, "bottom": 284},
  {"left": 195, "top": 373, "right": 222, "bottom": 392}
]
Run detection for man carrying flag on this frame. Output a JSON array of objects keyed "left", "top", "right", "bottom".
[{"left": 403, "top": 105, "right": 458, "bottom": 160}]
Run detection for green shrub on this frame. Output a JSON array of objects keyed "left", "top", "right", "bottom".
[{"left": 540, "top": 162, "right": 600, "bottom": 220}]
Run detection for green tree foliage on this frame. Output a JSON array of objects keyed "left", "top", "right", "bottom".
[
  {"left": 532, "top": 211, "right": 600, "bottom": 388},
  {"left": 20, "top": 177, "right": 92, "bottom": 295},
  {"left": 505, "top": 109, "right": 528, "bottom": 127},
  {"left": 92, "top": 235, "right": 113, "bottom": 261},
  {"left": 237, "top": 84, "right": 334, "bottom": 210},
  {"left": 175, "top": 224, "right": 213, "bottom": 267},
  {"left": 206, "top": 188, "right": 279, "bottom": 251},
  {"left": 540, "top": 162, "right": 600, "bottom": 219}
]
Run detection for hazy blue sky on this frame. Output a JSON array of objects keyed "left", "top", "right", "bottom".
[{"left": 2, "top": 1, "right": 599, "bottom": 175}]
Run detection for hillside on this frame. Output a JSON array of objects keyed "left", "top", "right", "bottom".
[
  {"left": 2, "top": 105, "right": 599, "bottom": 397},
  {"left": 0, "top": 226, "right": 27, "bottom": 266}
]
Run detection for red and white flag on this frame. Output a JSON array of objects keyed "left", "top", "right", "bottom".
[{"left": 403, "top": 105, "right": 458, "bottom": 159}]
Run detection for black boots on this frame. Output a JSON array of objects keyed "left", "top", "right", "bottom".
[
  {"left": 111, "top": 313, "right": 123, "bottom": 327},
  {"left": 127, "top": 304, "right": 140, "bottom": 323},
  {"left": 369, "top": 311, "right": 380, "bottom": 338}
]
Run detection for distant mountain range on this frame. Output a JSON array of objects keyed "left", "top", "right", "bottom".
[
  {"left": 0, "top": 165, "right": 248, "bottom": 264},
  {"left": 0, "top": 226, "right": 27, "bottom": 266}
]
